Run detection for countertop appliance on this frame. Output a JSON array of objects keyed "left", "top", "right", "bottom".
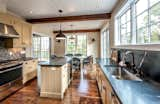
[{"left": 0, "top": 60, "right": 23, "bottom": 101}]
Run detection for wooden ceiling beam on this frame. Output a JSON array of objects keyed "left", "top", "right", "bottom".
[
  {"left": 53, "top": 29, "right": 100, "bottom": 34},
  {"left": 27, "top": 13, "right": 111, "bottom": 24}
]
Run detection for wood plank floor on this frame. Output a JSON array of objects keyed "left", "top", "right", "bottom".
[{"left": 1, "top": 65, "right": 102, "bottom": 104}]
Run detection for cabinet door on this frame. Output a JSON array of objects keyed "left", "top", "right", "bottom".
[
  {"left": 111, "top": 93, "right": 120, "bottom": 104},
  {"left": 101, "top": 80, "right": 107, "bottom": 104},
  {"left": 0, "top": 13, "right": 11, "bottom": 25},
  {"left": 62, "top": 66, "right": 68, "bottom": 93},
  {"left": 13, "top": 19, "right": 23, "bottom": 47},
  {"left": 22, "top": 23, "right": 32, "bottom": 47}
]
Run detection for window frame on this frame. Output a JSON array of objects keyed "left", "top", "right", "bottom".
[
  {"left": 65, "top": 34, "right": 87, "bottom": 56},
  {"left": 115, "top": 0, "right": 160, "bottom": 45},
  {"left": 32, "top": 34, "right": 51, "bottom": 61}
]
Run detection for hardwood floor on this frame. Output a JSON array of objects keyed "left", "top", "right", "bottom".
[{"left": 1, "top": 65, "right": 102, "bottom": 104}]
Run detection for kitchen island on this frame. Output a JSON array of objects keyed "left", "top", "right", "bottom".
[{"left": 38, "top": 57, "right": 72, "bottom": 99}]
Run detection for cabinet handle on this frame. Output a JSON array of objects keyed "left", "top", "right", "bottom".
[
  {"left": 103, "top": 85, "right": 106, "bottom": 90},
  {"left": 111, "top": 92, "right": 115, "bottom": 97}
]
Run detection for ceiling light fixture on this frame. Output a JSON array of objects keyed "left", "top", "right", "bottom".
[
  {"left": 69, "top": 24, "right": 75, "bottom": 40},
  {"left": 30, "top": 11, "right": 33, "bottom": 14},
  {"left": 56, "top": 10, "right": 66, "bottom": 40}
]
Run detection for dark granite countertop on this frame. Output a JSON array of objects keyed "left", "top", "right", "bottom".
[
  {"left": 39, "top": 57, "right": 71, "bottom": 67},
  {"left": 97, "top": 58, "right": 160, "bottom": 104}
]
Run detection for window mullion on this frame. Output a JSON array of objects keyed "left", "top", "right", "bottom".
[{"left": 132, "top": 1, "right": 137, "bottom": 44}]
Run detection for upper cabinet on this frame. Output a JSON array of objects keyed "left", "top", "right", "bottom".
[
  {"left": 0, "top": 12, "right": 11, "bottom": 25},
  {"left": 0, "top": 12, "right": 32, "bottom": 48}
]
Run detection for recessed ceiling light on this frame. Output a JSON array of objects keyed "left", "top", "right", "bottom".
[{"left": 30, "top": 11, "right": 33, "bottom": 14}]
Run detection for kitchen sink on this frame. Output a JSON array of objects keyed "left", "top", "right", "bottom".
[{"left": 111, "top": 68, "right": 142, "bottom": 81}]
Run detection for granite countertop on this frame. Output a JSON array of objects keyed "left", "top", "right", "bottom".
[
  {"left": 97, "top": 58, "right": 160, "bottom": 104},
  {"left": 39, "top": 57, "right": 71, "bottom": 67}
]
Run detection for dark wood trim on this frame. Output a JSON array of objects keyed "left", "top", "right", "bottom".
[
  {"left": 53, "top": 29, "right": 100, "bottom": 34},
  {"left": 27, "top": 13, "right": 111, "bottom": 24}
]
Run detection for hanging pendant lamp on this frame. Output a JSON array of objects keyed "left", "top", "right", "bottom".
[
  {"left": 69, "top": 24, "right": 75, "bottom": 40},
  {"left": 56, "top": 10, "right": 66, "bottom": 40}
]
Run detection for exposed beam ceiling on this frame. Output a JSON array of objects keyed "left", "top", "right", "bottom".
[
  {"left": 27, "top": 13, "right": 111, "bottom": 24},
  {"left": 53, "top": 29, "right": 100, "bottom": 34}
]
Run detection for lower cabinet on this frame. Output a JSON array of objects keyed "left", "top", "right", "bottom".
[
  {"left": 22, "top": 59, "right": 38, "bottom": 84},
  {"left": 95, "top": 64, "right": 120, "bottom": 104},
  {"left": 40, "top": 63, "right": 71, "bottom": 99}
]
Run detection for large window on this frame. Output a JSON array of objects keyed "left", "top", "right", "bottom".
[
  {"left": 33, "top": 35, "right": 50, "bottom": 61},
  {"left": 66, "top": 35, "right": 87, "bottom": 56},
  {"left": 116, "top": 0, "right": 160, "bottom": 45},
  {"left": 101, "top": 29, "right": 110, "bottom": 58},
  {"left": 120, "top": 8, "right": 131, "bottom": 44},
  {"left": 66, "top": 35, "right": 76, "bottom": 54}
]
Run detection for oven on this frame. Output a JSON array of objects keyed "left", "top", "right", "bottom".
[{"left": 0, "top": 62, "right": 23, "bottom": 101}]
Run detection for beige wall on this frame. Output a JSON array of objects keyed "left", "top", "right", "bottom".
[
  {"left": 53, "top": 34, "right": 65, "bottom": 57},
  {"left": 87, "top": 32, "right": 100, "bottom": 58},
  {"left": 0, "top": 0, "right": 7, "bottom": 12}
]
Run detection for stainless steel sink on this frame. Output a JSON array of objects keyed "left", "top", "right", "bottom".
[{"left": 111, "top": 68, "right": 142, "bottom": 81}]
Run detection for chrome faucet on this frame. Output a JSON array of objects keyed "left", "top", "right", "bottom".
[
  {"left": 119, "top": 51, "right": 135, "bottom": 68},
  {"left": 135, "top": 51, "right": 147, "bottom": 77}
]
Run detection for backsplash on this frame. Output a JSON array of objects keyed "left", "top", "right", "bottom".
[
  {"left": 0, "top": 39, "right": 5, "bottom": 48},
  {"left": 0, "top": 48, "right": 25, "bottom": 62},
  {"left": 114, "top": 48, "right": 160, "bottom": 83}
]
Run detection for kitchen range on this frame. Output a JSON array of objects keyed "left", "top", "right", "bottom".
[{"left": 0, "top": 60, "right": 23, "bottom": 101}]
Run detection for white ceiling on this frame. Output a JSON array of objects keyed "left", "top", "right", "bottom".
[
  {"left": 6, "top": 0, "right": 117, "bottom": 19},
  {"left": 32, "top": 20, "right": 108, "bottom": 35}
]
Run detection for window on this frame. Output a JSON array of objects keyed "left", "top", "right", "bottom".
[
  {"left": 101, "top": 29, "right": 110, "bottom": 58},
  {"left": 66, "top": 35, "right": 87, "bottom": 56},
  {"left": 33, "top": 35, "right": 50, "bottom": 61},
  {"left": 77, "top": 35, "right": 87, "bottom": 55},
  {"left": 115, "top": 0, "right": 160, "bottom": 45},
  {"left": 66, "top": 35, "right": 76, "bottom": 54},
  {"left": 119, "top": 8, "right": 131, "bottom": 44}
]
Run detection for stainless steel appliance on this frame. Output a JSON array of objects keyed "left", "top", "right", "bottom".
[
  {"left": 0, "top": 23, "right": 19, "bottom": 38},
  {"left": 0, "top": 61, "right": 23, "bottom": 101}
]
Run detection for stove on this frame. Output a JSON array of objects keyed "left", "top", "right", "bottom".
[
  {"left": 0, "top": 60, "right": 23, "bottom": 101},
  {"left": 0, "top": 60, "right": 22, "bottom": 69}
]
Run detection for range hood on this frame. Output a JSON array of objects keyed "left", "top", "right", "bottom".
[{"left": 0, "top": 23, "right": 19, "bottom": 38}]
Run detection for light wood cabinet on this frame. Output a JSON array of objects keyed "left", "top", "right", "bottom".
[
  {"left": 0, "top": 12, "right": 32, "bottom": 48},
  {"left": 23, "top": 59, "right": 38, "bottom": 84},
  {"left": 0, "top": 12, "right": 11, "bottom": 25},
  {"left": 21, "top": 22, "right": 32, "bottom": 47},
  {"left": 95, "top": 64, "right": 121, "bottom": 104}
]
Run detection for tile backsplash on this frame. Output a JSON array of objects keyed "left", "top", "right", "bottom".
[{"left": 0, "top": 48, "right": 25, "bottom": 62}]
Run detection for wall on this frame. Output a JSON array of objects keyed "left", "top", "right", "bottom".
[
  {"left": 0, "top": 0, "right": 7, "bottom": 12},
  {"left": 87, "top": 32, "right": 100, "bottom": 58}
]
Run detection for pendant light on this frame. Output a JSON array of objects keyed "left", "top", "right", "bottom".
[
  {"left": 56, "top": 10, "right": 66, "bottom": 40},
  {"left": 69, "top": 24, "right": 75, "bottom": 40}
]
